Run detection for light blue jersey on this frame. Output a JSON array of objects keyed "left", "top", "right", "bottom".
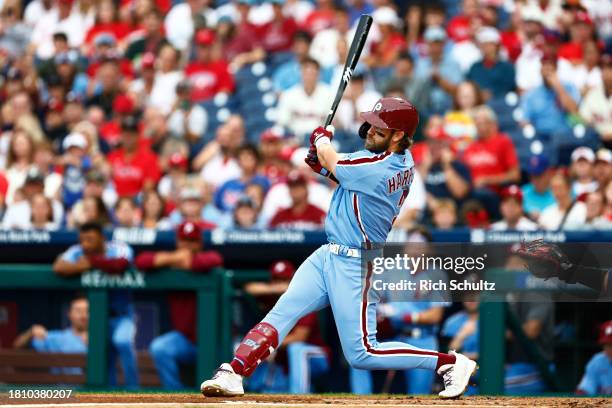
[
  {"left": 32, "top": 328, "right": 87, "bottom": 375},
  {"left": 578, "top": 351, "right": 612, "bottom": 395},
  {"left": 61, "top": 242, "right": 134, "bottom": 316},
  {"left": 441, "top": 312, "right": 479, "bottom": 355},
  {"left": 326, "top": 150, "right": 415, "bottom": 248}
]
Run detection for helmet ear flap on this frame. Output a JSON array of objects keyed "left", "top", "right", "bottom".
[{"left": 358, "top": 122, "right": 371, "bottom": 139}]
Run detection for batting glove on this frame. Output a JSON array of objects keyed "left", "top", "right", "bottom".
[
  {"left": 309, "top": 126, "right": 334, "bottom": 148},
  {"left": 305, "top": 144, "right": 331, "bottom": 177}
]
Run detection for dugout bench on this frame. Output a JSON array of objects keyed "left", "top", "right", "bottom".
[{"left": 0, "top": 265, "right": 234, "bottom": 388}]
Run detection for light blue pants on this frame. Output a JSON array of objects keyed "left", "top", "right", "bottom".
[
  {"left": 349, "top": 336, "right": 438, "bottom": 394},
  {"left": 262, "top": 245, "right": 439, "bottom": 375},
  {"left": 108, "top": 315, "right": 139, "bottom": 388},
  {"left": 149, "top": 330, "right": 197, "bottom": 390},
  {"left": 505, "top": 363, "right": 547, "bottom": 395}
]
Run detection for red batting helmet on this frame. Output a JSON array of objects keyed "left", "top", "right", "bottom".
[{"left": 360, "top": 97, "right": 419, "bottom": 138}]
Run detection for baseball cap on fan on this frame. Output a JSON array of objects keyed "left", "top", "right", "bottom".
[
  {"left": 62, "top": 132, "right": 88, "bottom": 151},
  {"left": 571, "top": 146, "right": 595, "bottom": 163},
  {"left": 177, "top": 221, "right": 202, "bottom": 241},
  {"left": 424, "top": 26, "right": 447, "bottom": 42},
  {"left": 270, "top": 260, "right": 295, "bottom": 281},
  {"left": 500, "top": 185, "right": 523, "bottom": 204},
  {"left": 476, "top": 27, "right": 501, "bottom": 44},
  {"left": 598, "top": 320, "right": 612, "bottom": 344}
]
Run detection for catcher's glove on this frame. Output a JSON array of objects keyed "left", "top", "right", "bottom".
[{"left": 515, "top": 239, "right": 576, "bottom": 282}]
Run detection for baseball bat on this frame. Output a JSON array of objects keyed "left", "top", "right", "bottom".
[{"left": 324, "top": 14, "right": 373, "bottom": 127}]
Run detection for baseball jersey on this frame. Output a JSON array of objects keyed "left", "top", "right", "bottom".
[
  {"left": 577, "top": 351, "right": 612, "bottom": 395},
  {"left": 32, "top": 328, "right": 87, "bottom": 375},
  {"left": 60, "top": 241, "right": 134, "bottom": 316},
  {"left": 326, "top": 149, "right": 415, "bottom": 248},
  {"left": 441, "top": 311, "right": 480, "bottom": 355}
]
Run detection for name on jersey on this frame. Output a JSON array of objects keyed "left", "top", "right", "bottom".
[{"left": 387, "top": 168, "right": 414, "bottom": 194}]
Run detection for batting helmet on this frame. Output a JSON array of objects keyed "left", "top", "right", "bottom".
[
  {"left": 359, "top": 97, "right": 419, "bottom": 139},
  {"left": 598, "top": 320, "right": 612, "bottom": 345}
]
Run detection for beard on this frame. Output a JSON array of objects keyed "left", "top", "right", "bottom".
[{"left": 364, "top": 134, "right": 392, "bottom": 153}]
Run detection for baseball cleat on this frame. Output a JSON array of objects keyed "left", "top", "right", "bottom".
[
  {"left": 200, "top": 363, "right": 244, "bottom": 397},
  {"left": 437, "top": 350, "right": 478, "bottom": 399}
]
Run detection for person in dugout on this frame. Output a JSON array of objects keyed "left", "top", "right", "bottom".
[
  {"left": 577, "top": 320, "right": 612, "bottom": 395},
  {"left": 53, "top": 222, "right": 138, "bottom": 388},
  {"left": 243, "top": 260, "right": 330, "bottom": 394},
  {"left": 135, "top": 221, "right": 223, "bottom": 390}
]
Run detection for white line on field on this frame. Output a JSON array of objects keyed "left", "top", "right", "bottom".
[{"left": 0, "top": 403, "right": 543, "bottom": 408}]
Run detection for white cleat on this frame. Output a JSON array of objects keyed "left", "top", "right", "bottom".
[
  {"left": 200, "top": 363, "right": 244, "bottom": 397},
  {"left": 437, "top": 350, "right": 478, "bottom": 399}
]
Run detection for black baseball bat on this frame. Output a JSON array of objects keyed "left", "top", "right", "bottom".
[{"left": 324, "top": 14, "right": 373, "bottom": 127}]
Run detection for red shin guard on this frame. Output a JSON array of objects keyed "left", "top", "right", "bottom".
[{"left": 230, "top": 322, "right": 279, "bottom": 376}]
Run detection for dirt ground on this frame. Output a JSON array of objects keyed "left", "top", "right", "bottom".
[{"left": 0, "top": 393, "right": 609, "bottom": 408}]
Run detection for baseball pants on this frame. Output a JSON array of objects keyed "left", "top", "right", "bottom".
[{"left": 262, "top": 245, "right": 440, "bottom": 373}]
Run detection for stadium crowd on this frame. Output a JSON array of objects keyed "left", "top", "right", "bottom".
[{"left": 0, "top": 0, "right": 611, "bottom": 232}]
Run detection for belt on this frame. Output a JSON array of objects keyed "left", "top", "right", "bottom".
[{"left": 329, "top": 243, "right": 361, "bottom": 258}]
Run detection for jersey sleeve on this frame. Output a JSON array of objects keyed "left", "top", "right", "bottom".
[
  {"left": 60, "top": 245, "right": 83, "bottom": 263},
  {"left": 107, "top": 241, "right": 134, "bottom": 262},
  {"left": 334, "top": 151, "right": 392, "bottom": 193},
  {"left": 577, "top": 356, "right": 599, "bottom": 395}
]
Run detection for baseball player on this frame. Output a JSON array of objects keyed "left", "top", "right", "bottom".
[
  {"left": 200, "top": 97, "right": 477, "bottom": 398},
  {"left": 577, "top": 320, "right": 612, "bottom": 395}
]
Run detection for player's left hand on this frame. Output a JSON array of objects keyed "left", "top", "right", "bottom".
[{"left": 305, "top": 144, "right": 331, "bottom": 177}]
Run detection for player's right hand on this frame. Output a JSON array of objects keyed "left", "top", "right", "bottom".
[
  {"left": 309, "top": 126, "right": 334, "bottom": 147},
  {"left": 31, "top": 324, "right": 48, "bottom": 340}
]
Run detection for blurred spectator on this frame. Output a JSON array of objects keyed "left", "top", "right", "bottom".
[
  {"left": 431, "top": 198, "right": 458, "bottom": 230},
  {"left": 461, "top": 105, "right": 520, "bottom": 215},
  {"left": 28, "top": 193, "right": 57, "bottom": 230},
  {"left": 579, "top": 57, "right": 612, "bottom": 144},
  {"left": 414, "top": 26, "right": 462, "bottom": 115},
  {"left": 336, "top": 70, "right": 381, "bottom": 135},
  {"left": 594, "top": 149, "right": 612, "bottom": 187},
  {"left": 114, "top": 197, "right": 139, "bottom": 228},
  {"left": 137, "top": 221, "right": 223, "bottom": 389},
  {"left": 366, "top": 7, "right": 406, "bottom": 71},
  {"left": 125, "top": 9, "right": 167, "bottom": 62},
  {"left": 394, "top": 170, "right": 427, "bottom": 230},
  {"left": 108, "top": 116, "right": 161, "bottom": 198},
  {"left": 576, "top": 320, "right": 612, "bottom": 395},
  {"left": 164, "top": 0, "right": 209, "bottom": 51},
  {"left": 86, "top": 58, "right": 125, "bottom": 120},
  {"left": 444, "top": 81, "right": 482, "bottom": 151},
  {"left": 60, "top": 132, "right": 91, "bottom": 209},
  {"left": 194, "top": 115, "right": 244, "bottom": 189},
  {"left": 276, "top": 57, "right": 332, "bottom": 143},
  {"left": 381, "top": 52, "right": 429, "bottom": 115},
  {"left": 5, "top": 129, "right": 36, "bottom": 205},
  {"left": 83, "top": 0, "right": 131, "bottom": 56},
  {"left": 24, "top": 0, "right": 54, "bottom": 27},
  {"left": 269, "top": 171, "right": 325, "bottom": 230},
  {"left": 460, "top": 199, "right": 490, "bottom": 229},
  {"left": 167, "top": 80, "right": 208, "bottom": 145},
  {"left": 70, "top": 195, "right": 111, "bottom": 228},
  {"left": 218, "top": 1, "right": 266, "bottom": 71},
  {"left": 168, "top": 184, "right": 224, "bottom": 228},
  {"left": 258, "top": 0, "right": 297, "bottom": 55},
  {"left": 259, "top": 127, "right": 290, "bottom": 184},
  {"left": 215, "top": 144, "right": 269, "bottom": 213},
  {"left": 141, "top": 191, "right": 171, "bottom": 230},
  {"left": 310, "top": 6, "right": 350, "bottom": 69},
  {"left": 602, "top": 180, "right": 612, "bottom": 221},
  {"left": 273, "top": 30, "right": 313, "bottom": 92},
  {"left": 521, "top": 155, "right": 555, "bottom": 221},
  {"left": 158, "top": 153, "right": 189, "bottom": 206},
  {"left": 490, "top": 185, "right": 537, "bottom": 231},
  {"left": 346, "top": 0, "right": 373, "bottom": 26},
  {"left": 582, "top": 190, "right": 612, "bottom": 230},
  {"left": 2, "top": 167, "right": 64, "bottom": 229},
  {"left": 418, "top": 125, "right": 471, "bottom": 208},
  {"left": 303, "top": 0, "right": 335, "bottom": 35},
  {"left": 184, "top": 29, "right": 235, "bottom": 103},
  {"left": 467, "top": 27, "right": 516, "bottom": 100},
  {"left": 30, "top": 0, "right": 91, "bottom": 59},
  {"left": 446, "top": 0, "right": 478, "bottom": 44},
  {"left": 515, "top": 5, "right": 545, "bottom": 92},
  {"left": 539, "top": 172, "right": 587, "bottom": 230},
  {"left": 0, "top": 1, "right": 32, "bottom": 59},
  {"left": 147, "top": 45, "right": 183, "bottom": 115},
  {"left": 13, "top": 295, "right": 88, "bottom": 373},
  {"left": 570, "top": 147, "right": 598, "bottom": 196},
  {"left": 53, "top": 222, "right": 138, "bottom": 388},
  {"left": 244, "top": 260, "right": 330, "bottom": 394},
  {"left": 520, "top": 55, "right": 580, "bottom": 136},
  {"left": 231, "top": 195, "right": 260, "bottom": 229}
]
